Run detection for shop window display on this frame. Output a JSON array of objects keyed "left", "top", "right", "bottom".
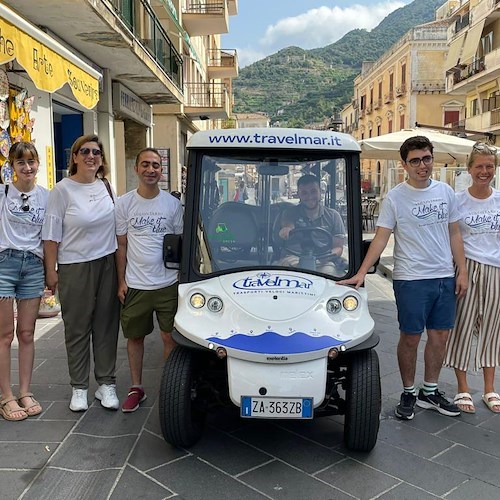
[{"left": 0, "top": 68, "right": 35, "bottom": 184}]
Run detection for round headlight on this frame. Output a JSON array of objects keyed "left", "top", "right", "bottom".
[
  {"left": 207, "top": 296, "right": 223, "bottom": 312},
  {"left": 190, "top": 293, "right": 205, "bottom": 308},
  {"left": 326, "top": 298, "right": 342, "bottom": 315},
  {"left": 343, "top": 295, "right": 359, "bottom": 311}
]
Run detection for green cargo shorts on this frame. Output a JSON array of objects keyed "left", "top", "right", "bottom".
[{"left": 121, "top": 283, "right": 179, "bottom": 339}]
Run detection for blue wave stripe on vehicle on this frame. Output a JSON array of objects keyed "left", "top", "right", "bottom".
[{"left": 207, "top": 331, "right": 349, "bottom": 354}]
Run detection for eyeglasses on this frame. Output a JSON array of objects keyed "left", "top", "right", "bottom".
[
  {"left": 20, "top": 193, "right": 30, "bottom": 212},
  {"left": 79, "top": 147, "right": 102, "bottom": 156},
  {"left": 406, "top": 155, "right": 434, "bottom": 167},
  {"left": 473, "top": 143, "right": 497, "bottom": 155}
]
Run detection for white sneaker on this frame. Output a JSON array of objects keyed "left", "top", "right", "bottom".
[
  {"left": 95, "top": 384, "right": 119, "bottom": 410},
  {"left": 70, "top": 388, "right": 88, "bottom": 412}
]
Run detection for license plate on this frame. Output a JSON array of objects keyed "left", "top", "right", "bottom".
[{"left": 240, "top": 396, "right": 313, "bottom": 419}]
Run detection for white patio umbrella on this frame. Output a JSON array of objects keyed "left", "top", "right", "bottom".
[{"left": 359, "top": 128, "right": 476, "bottom": 164}]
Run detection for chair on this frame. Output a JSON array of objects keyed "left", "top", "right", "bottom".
[{"left": 363, "top": 200, "right": 378, "bottom": 231}]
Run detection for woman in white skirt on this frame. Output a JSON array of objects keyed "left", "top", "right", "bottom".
[{"left": 444, "top": 142, "right": 500, "bottom": 413}]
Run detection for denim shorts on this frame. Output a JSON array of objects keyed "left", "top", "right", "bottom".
[
  {"left": 0, "top": 249, "right": 45, "bottom": 300},
  {"left": 393, "top": 277, "right": 456, "bottom": 335}
]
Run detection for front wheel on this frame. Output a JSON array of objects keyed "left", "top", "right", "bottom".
[
  {"left": 344, "top": 349, "right": 381, "bottom": 452},
  {"left": 159, "top": 346, "right": 207, "bottom": 448}
]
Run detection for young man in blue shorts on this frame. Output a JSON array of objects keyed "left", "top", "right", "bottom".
[
  {"left": 115, "top": 148, "right": 183, "bottom": 412},
  {"left": 340, "top": 136, "right": 468, "bottom": 420}
]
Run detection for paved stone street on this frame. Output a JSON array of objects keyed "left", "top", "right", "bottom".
[{"left": 2, "top": 260, "right": 500, "bottom": 499}]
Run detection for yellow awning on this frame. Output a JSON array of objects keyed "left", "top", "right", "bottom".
[
  {"left": 0, "top": 5, "right": 100, "bottom": 109},
  {"left": 445, "top": 33, "right": 466, "bottom": 71},
  {"left": 460, "top": 19, "right": 486, "bottom": 64}
]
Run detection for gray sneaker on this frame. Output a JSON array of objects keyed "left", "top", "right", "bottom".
[{"left": 416, "top": 389, "right": 460, "bottom": 417}]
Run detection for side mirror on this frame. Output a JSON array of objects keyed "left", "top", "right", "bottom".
[
  {"left": 363, "top": 239, "right": 379, "bottom": 274},
  {"left": 163, "top": 234, "right": 182, "bottom": 268}
]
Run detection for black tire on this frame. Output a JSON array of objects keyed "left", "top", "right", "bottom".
[
  {"left": 344, "top": 349, "right": 381, "bottom": 452},
  {"left": 159, "top": 346, "right": 206, "bottom": 448}
]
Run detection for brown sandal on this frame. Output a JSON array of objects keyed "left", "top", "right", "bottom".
[
  {"left": 18, "top": 393, "right": 43, "bottom": 416},
  {"left": 0, "top": 396, "right": 28, "bottom": 421}
]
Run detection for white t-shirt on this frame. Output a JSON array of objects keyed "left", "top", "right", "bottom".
[
  {"left": 115, "top": 189, "right": 183, "bottom": 290},
  {"left": 377, "top": 180, "right": 460, "bottom": 280},
  {"left": 456, "top": 188, "right": 500, "bottom": 268},
  {"left": 0, "top": 183, "right": 49, "bottom": 258},
  {"left": 42, "top": 177, "right": 117, "bottom": 264}
]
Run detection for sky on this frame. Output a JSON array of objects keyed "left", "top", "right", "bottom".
[{"left": 222, "top": 1, "right": 413, "bottom": 67}]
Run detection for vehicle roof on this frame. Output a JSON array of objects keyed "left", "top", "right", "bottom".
[{"left": 187, "top": 127, "right": 361, "bottom": 152}]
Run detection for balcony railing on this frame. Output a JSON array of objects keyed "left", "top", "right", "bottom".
[
  {"left": 384, "top": 91, "right": 394, "bottom": 103},
  {"left": 207, "top": 48, "right": 238, "bottom": 78},
  {"left": 492, "top": 109, "right": 500, "bottom": 126},
  {"left": 184, "top": 82, "right": 229, "bottom": 113},
  {"left": 184, "top": 0, "right": 225, "bottom": 14},
  {"left": 453, "top": 57, "right": 485, "bottom": 85},
  {"left": 110, "top": 0, "right": 183, "bottom": 89}
]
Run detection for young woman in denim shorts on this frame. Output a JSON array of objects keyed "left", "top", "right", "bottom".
[{"left": 0, "top": 142, "right": 49, "bottom": 421}]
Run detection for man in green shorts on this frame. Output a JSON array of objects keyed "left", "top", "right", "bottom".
[{"left": 115, "top": 148, "right": 183, "bottom": 412}]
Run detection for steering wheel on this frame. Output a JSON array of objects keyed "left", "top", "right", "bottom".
[{"left": 283, "top": 227, "right": 334, "bottom": 258}]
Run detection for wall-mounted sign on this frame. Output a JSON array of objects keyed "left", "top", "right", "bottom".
[{"left": 112, "top": 82, "right": 152, "bottom": 127}]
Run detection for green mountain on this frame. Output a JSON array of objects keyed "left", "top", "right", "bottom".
[{"left": 233, "top": 0, "right": 445, "bottom": 127}]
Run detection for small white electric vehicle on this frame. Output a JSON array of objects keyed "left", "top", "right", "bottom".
[{"left": 160, "top": 128, "right": 381, "bottom": 452}]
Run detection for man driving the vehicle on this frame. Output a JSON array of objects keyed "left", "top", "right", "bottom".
[{"left": 278, "top": 174, "right": 345, "bottom": 274}]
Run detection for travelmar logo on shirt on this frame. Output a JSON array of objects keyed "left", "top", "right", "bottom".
[
  {"left": 130, "top": 214, "right": 168, "bottom": 234},
  {"left": 411, "top": 199, "right": 448, "bottom": 225}
]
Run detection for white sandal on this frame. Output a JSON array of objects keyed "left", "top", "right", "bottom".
[
  {"left": 482, "top": 392, "right": 500, "bottom": 413},
  {"left": 454, "top": 392, "right": 475, "bottom": 413}
]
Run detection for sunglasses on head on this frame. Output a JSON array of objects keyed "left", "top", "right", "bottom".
[
  {"left": 20, "top": 193, "right": 30, "bottom": 212},
  {"left": 473, "top": 143, "right": 497, "bottom": 155},
  {"left": 78, "top": 147, "right": 102, "bottom": 156}
]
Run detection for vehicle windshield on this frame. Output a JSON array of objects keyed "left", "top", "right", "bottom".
[{"left": 194, "top": 153, "right": 351, "bottom": 278}]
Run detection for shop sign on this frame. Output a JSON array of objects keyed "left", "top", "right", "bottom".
[
  {"left": 0, "top": 17, "right": 99, "bottom": 109},
  {"left": 112, "top": 83, "right": 152, "bottom": 127}
]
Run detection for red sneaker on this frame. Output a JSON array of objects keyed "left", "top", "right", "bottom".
[{"left": 122, "top": 387, "right": 147, "bottom": 413}]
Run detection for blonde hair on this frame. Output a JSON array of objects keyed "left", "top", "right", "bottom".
[
  {"left": 467, "top": 142, "right": 498, "bottom": 170},
  {"left": 68, "top": 134, "right": 109, "bottom": 178}
]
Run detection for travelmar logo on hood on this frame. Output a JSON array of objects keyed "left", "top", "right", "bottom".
[{"left": 233, "top": 273, "right": 313, "bottom": 290}]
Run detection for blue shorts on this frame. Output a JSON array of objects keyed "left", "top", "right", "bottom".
[
  {"left": 0, "top": 249, "right": 45, "bottom": 300},
  {"left": 393, "top": 278, "right": 456, "bottom": 335}
]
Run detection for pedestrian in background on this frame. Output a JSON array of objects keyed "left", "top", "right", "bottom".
[
  {"left": 42, "top": 134, "right": 120, "bottom": 412},
  {"left": 116, "top": 148, "right": 183, "bottom": 413},
  {"left": 340, "top": 135, "right": 468, "bottom": 420},
  {"left": 0, "top": 142, "right": 48, "bottom": 421},
  {"left": 234, "top": 180, "right": 248, "bottom": 203},
  {"left": 445, "top": 142, "right": 500, "bottom": 413}
]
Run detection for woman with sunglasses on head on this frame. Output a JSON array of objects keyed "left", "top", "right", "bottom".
[
  {"left": 42, "top": 135, "right": 120, "bottom": 412},
  {"left": 445, "top": 142, "right": 500, "bottom": 414},
  {"left": 0, "top": 142, "right": 49, "bottom": 421}
]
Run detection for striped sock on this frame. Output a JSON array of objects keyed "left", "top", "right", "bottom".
[
  {"left": 422, "top": 382, "right": 438, "bottom": 396},
  {"left": 403, "top": 385, "right": 416, "bottom": 395}
]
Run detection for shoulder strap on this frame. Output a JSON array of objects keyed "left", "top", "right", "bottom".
[{"left": 101, "top": 178, "right": 114, "bottom": 204}]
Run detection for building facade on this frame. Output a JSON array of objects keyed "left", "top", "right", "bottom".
[
  {"left": 444, "top": 0, "right": 500, "bottom": 145},
  {"left": 0, "top": 0, "right": 238, "bottom": 194},
  {"left": 342, "top": 16, "right": 467, "bottom": 194}
]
